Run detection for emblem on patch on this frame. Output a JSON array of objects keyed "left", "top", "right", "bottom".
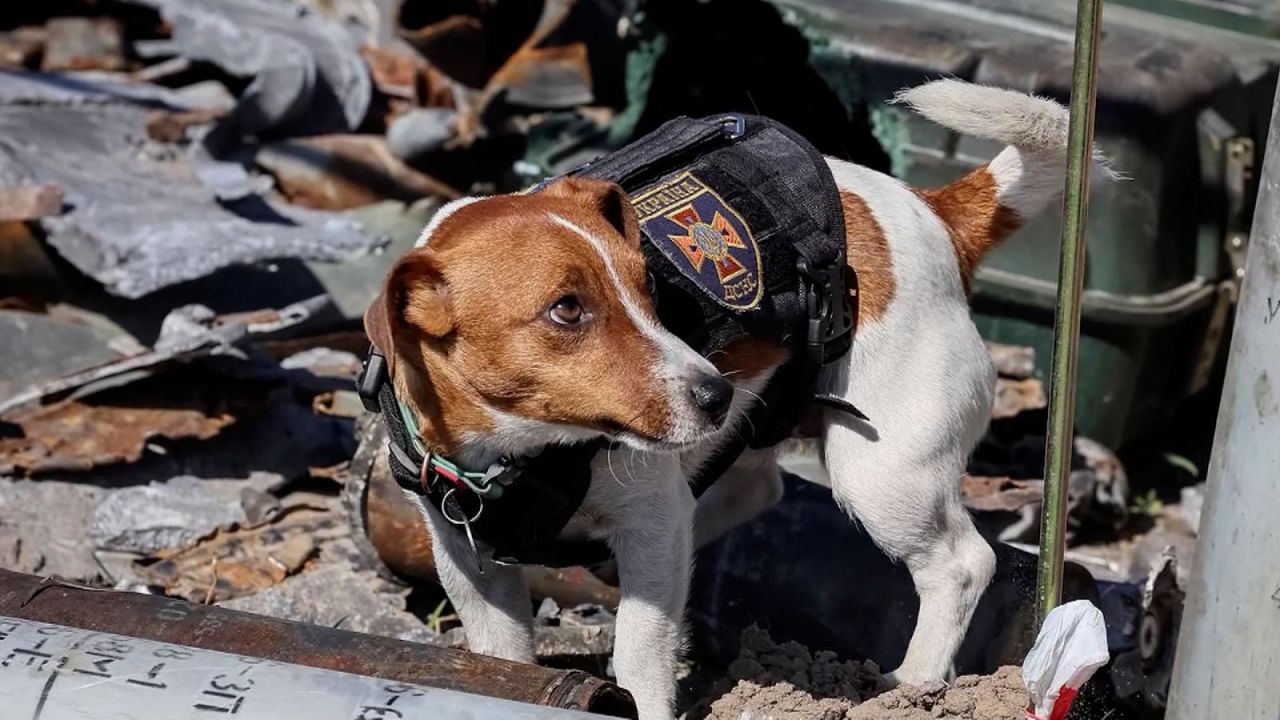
[{"left": 632, "top": 172, "right": 763, "bottom": 310}]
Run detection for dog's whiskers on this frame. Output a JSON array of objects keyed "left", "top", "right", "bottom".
[{"left": 606, "top": 447, "right": 628, "bottom": 488}]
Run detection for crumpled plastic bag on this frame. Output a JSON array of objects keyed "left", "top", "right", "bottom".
[{"left": 1022, "top": 600, "right": 1110, "bottom": 720}]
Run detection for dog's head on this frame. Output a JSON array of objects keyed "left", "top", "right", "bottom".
[{"left": 365, "top": 177, "right": 736, "bottom": 459}]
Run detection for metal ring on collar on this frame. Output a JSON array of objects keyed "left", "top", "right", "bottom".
[{"left": 440, "top": 488, "right": 484, "bottom": 526}]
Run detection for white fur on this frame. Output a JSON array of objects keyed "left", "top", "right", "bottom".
[
  {"left": 411, "top": 80, "right": 1095, "bottom": 718},
  {"left": 896, "top": 79, "right": 1118, "bottom": 218},
  {"left": 414, "top": 196, "right": 482, "bottom": 248}
]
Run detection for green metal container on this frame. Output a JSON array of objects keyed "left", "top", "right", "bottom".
[{"left": 773, "top": 0, "right": 1280, "bottom": 447}]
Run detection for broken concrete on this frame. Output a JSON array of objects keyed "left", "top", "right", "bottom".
[
  {"left": 0, "top": 479, "right": 105, "bottom": 580},
  {"left": 0, "top": 73, "right": 383, "bottom": 298},
  {"left": 41, "top": 18, "right": 125, "bottom": 72},
  {"left": 91, "top": 474, "right": 282, "bottom": 554},
  {"left": 221, "top": 559, "right": 436, "bottom": 643},
  {"left": 0, "top": 309, "right": 126, "bottom": 400}
]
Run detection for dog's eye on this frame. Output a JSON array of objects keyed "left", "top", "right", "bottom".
[{"left": 548, "top": 296, "right": 585, "bottom": 325}]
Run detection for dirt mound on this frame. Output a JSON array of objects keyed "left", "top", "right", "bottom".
[
  {"left": 847, "top": 666, "right": 1027, "bottom": 720},
  {"left": 699, "top": 626, "right": 1027, "bottom": 720}
]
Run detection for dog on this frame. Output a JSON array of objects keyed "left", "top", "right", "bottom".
[{"left": 363, "top": 79, "right": 1110, "bottom": 719}]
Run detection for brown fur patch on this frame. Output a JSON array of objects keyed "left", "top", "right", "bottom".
[
  {"left": 713, "top": 338, "right": 789, "bottom": 381},
  {"left": 375, "top": 180, "right": 680, "bottom": 453},
  {"left": 918, "top": 167, "right": 1022, "bottom": 290},
  {"left": 840, "top": 190, "right": 895, "bottom": 324}
]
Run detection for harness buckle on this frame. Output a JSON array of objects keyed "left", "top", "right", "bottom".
[
  {"left": 797, "top": 257, "right": 854, "bottom": 366},
  {"left": 712, "top": 114, "right": 746, "bottom": 139},
  {"left": 357, "top": 346, "right": 387, "bottom": 413}
]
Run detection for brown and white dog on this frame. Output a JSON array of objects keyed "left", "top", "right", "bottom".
[{"left": 364, "top": 80, "right": 1111, "bottom": 719}]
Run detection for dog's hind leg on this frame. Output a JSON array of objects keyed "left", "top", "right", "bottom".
[
  {"left": 824, "top": 416, "right": 996, "bottom": 684},
  {"left": 418, "top": 497, "right": 536, "bottom": 663}
]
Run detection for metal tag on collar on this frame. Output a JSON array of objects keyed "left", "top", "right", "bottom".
[
  {"left": 356, "top": 346, "right": 387, "bottom": 413},
  {"left": 440, "top": 488, "right": 485, "bottom": 575}
]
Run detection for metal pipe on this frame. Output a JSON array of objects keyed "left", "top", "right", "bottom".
[
  {"left": 0, "top": 569, "right": 636, "bottom": 718},
  {"left": 1167, "top": 78, "right": 1280, "bottom": 718},
  {"left": 0, "top": 614, "right": 605, "bottom": 719},
  {"left": 1036, "top": 0, "right": 1105, "bottom": 626}
]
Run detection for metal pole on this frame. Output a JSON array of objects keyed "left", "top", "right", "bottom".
[
  {"left": 1167, "top": 78, "right": 1280, "bottom": 719},
  {"left": 1036, "top": 0, "right": 1105, "bottom": 626},
  {"left": 0, "top": 569, "right": 636, "bottom": 718}
]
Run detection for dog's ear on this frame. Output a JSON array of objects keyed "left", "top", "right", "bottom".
[
  {"left": 366, "top": 251, "right": 453, "bottom": 353},
  {"left": 545, "top": 177, "right": 640, "bottom": 247}
]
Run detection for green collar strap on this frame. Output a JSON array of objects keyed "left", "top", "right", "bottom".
[{"left": 396, "top": 398, "right": 518, "bottom": 499}]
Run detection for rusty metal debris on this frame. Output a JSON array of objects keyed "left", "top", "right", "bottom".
[
  {"left": 256, "top": 135, "right": 460, "bottom": 211},
  {"left": 0, "top": 567, "right": 636, "bottom": 716},
  {"left": 0, "top": 394, "right": 232, "bottom": 474},
  {"left": 992, "top": 376, "right": 1047, "bottom": 419},
  {"left": 137, "top": 504, "right": 337, "bottom": 604}
]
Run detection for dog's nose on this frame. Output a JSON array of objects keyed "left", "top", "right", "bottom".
[{"left": 690, "top": 374, "right": 734, "bottom": 426}]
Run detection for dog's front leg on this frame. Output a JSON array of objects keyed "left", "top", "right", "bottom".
[
  {"left": 419, "top": 498, "right": 535, "bottom": 663},
  {"left": 607, "top": 469, "right": 695, "bottom": 720}
]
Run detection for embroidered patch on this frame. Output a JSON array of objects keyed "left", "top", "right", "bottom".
[{"left": 632, "top": 172, "right": 763, "bottom": 311}]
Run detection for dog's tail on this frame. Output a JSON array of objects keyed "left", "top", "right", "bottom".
[{"left": 895, "top": 79, "right": 1117, "bottom": 285}]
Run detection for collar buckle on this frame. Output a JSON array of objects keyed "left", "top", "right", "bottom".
[{"left": 357, "top": 346, "right": 387, "bottom": 413}]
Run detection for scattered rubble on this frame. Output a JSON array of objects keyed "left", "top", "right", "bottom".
[
  {"left": 221, "top": 559, "right": 436, "bottom": 643},
  {"left": 42, "top": 17, "right": 125, "bottom": 72},
  {"left": 0, "top": 479, "right": 105, "bottom": 579},
  {"left": 697, "top": 625, "right": 890, "bottom": 719},
  {"left": 0, "top": 3, "right": 1220, "bottom": 716},
  {"left": 92, "top": 474, "right": 282, "bottom": 554},
  {"left": 137, "top": 504, "right": 340, "bottom": 603}
]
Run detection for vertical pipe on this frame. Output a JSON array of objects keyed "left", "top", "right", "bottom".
[
  {"left": 1167, "top": 78, "right": 1280, "bottom": 719},
  {"left": 1035, "top": 0, "right": 1105, "bottom": 626}
]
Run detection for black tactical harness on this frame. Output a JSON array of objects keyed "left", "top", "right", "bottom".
[{"left": 357, "top": 114, "right": 861, "bottom": 568}]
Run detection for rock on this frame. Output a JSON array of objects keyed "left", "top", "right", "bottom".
[
  {"left": 92, "top": 475, "right": 280, "bottom": 554},
  {"left": 281, "top": 347, "right": 363, "bottom": 380},
  {"left": 0, "top": 309, "right": 126, "bottom": 401},
  {"left": 386, "top": 108, "right": 457, "bottom": 160},
  {"left": 42, "top": 18, "right": 124, "bottom": 72},
  {"left": 221, "top": 560, "right": 435, "bottom": 643},
  {"left": 0, "top": 479, "right": 105, "bottom": 581}
]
